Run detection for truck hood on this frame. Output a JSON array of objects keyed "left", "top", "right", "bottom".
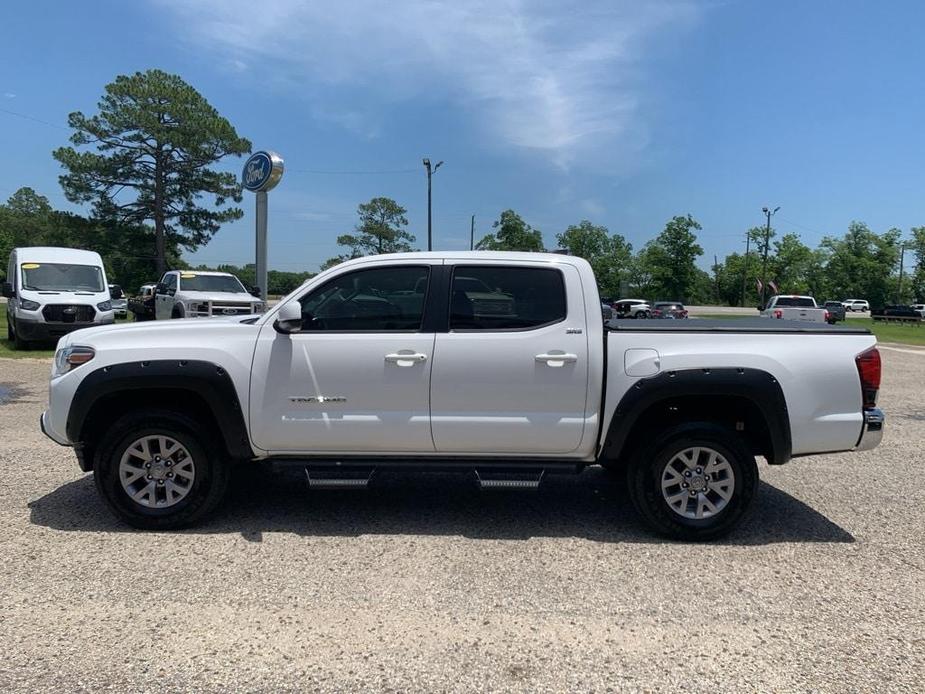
[
  {"left": 178, "top": 291, "right": 259, "bottom": 303},
  {"left": 59, "top": 314, "right": 262, "bottom": 349}
]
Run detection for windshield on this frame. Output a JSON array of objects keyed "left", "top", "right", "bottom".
[
  {"left": 21, "top": 263, "right": 105, "bottom": 292},
  {"left": 179, "top": 274, "right": 246, "bottom": 293}
]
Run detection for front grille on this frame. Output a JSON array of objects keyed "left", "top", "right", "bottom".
[
  {"left": 472, "top": 299, "right": 515, "bottom": 316},
  {"left": 42, "top": 304, "right": 96, "bottom": 323}
]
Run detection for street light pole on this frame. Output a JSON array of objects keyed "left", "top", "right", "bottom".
[
  {"left": 897, "top": 242, "right": 913, "bottom": 303},
  {"left": 741, "top": 231, "right": 751, "bottom": 307},
  {"left": 423, "top": 158, "right": 443, "bottom": 251},
  {"left": 760, "top": 206, "right": 779, "bottom": 308}
]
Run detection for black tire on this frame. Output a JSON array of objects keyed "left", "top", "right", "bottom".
[
  {"left": 6, "top": 318, "right": 12, "bottom": 342},
  {"left": 626, "top": 422, "right": 758, "bottom": 541},
  {"left": 170, "top": 307, "right": 183, "bottom": 319},
  {"left": 11, "top": 319, "right": 29, "bottom": 350},
  {"left": 93, "top": 410, "right": 230, "bottom": 530},
  {"left": 634, "top": 310, "right": 647, "bottom": 319}
]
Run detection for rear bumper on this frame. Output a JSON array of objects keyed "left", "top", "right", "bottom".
[{"left": 856, "top": 408, "right": 884, "bottom": 451}]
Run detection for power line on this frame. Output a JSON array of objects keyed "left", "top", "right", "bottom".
[
  {"left": 287, "top": 167, "right": 419, "bottom": 175},
  {"left": 0, "top": 107, "right": 69, "bottom": 130}
]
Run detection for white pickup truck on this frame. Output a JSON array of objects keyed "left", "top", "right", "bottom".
[
  {"left": 41, "top": 252, "right": 884, "bottom": 540},
  {"left": 760, "top": 295, "right": 829, "bottom": 323},
  {"left": 154, "top": 270, "right": 266, "bottom": 319}
]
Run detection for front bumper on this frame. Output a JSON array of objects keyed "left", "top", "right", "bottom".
[
  {"left": 856, "top": 408, "right": 885, "bottom": 451},
  {"left": 16, "top": 316, "right": 115, "bottom": 341}
]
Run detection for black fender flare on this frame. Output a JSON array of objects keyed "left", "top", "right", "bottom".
[
  {"left": 67, "top": 359, "right": 254, "bottom": 460},
  {"left": 600, "top": 367, "right": 792, "bottom": 465}
]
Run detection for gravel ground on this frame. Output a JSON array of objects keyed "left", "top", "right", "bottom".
[{"left": 0, "top": 349, "right": 922, "bottom": 693}]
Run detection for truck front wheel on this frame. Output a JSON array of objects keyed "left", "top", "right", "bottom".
[
  {"left": 627, "top": 423, "right": 758, "bottom": 541},
  {"left": 93, "top": 410, "right": 230, "bottom": 529}
]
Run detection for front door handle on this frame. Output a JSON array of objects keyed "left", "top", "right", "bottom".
[
  {"left": 385, "top": 352, "right": 428, "bottom": 366},
  {"left": 535, "top": 352, "right": 578, "bottom": 367}
]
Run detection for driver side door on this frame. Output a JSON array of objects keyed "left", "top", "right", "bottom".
[
  {"left": 155, "top": 273, "right": 176, "bottom": 320},
  {"left": 249, "top": 262, "right": 440, "bottom": 454}
]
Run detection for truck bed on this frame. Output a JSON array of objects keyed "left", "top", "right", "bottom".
[{"left": 607, "top": 318, "right": 870, "bottom": 334}]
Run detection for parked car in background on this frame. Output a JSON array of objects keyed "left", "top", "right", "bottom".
[
  {"left": 842, "top": 299, "right": 870, "bottom": 312},
  {"left": 652, "top": 302, "right": 688, "bottom": 319},
  {"left": 108, "top": 284, "right": 127, "bottom": 318},
  {"left": 601, "top": 302, "right": 613, "bottom": 321},
  {"left": 128, "top": 284, "right": 157, "bottom": 322},
  {"left": 911, "top": 304, "right": 925, "bottom": 318},
  {"left": 760, "top": 295, "right": 828, "bottom": 323},
  {"left": 154, "top": 270, "right": 266, "bottom": 320},
  {"left": 822, "top": 301, "right": 846, "bottom": 324},
  {"left": 613, "top": 299, "right": 651, "bottom": 319},
  {"left": 3, "top": 246, "right": 115, "bottom": 349}
]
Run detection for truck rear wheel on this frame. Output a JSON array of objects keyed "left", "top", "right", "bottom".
[
  {"left": 626, "top": 423, "right": 758, "bottom": 541},
  {"left": 93, "top": 410, "right": 229, "bottom": 529}
]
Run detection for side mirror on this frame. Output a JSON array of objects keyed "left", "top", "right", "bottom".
[
  {"left": 249, "top": 286, "right": 261, "bottom": 298},
  {"left": 1, "top": 282, "right": 13, "bottom": 299},
  {"left": 273, "top": 301, "right": 303, "bottom": 334}
]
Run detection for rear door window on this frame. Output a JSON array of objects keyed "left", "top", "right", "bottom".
[{"left": 449, "top": 266, "right": 566, "bottom": 331}]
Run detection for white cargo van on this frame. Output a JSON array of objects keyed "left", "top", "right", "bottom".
[{"left": 3, "top": 247, "right": 115, "bottom": 348}]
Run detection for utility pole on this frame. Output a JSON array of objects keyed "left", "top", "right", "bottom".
[
  {"left": 713, "top": 254, "right": 719, "bottom": 305},
  {"left": 741, "top": 232, "right": 751, "bottom": 307},
  {"left": 422, "top": 158, "right": 443, "bottom": 251},
  {"left": 470, "top": 215, "right": 475, "bottom": 250},
  {"left": 760, "top": 206, "right": 779, "bottom": 308},
  {"left": 897, "top": 242, "right": 913, "bottom": 302}
]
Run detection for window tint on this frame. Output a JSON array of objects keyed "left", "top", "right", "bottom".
[
  {"left": 449, "top": 266, "right": 566, "bottom": 330},
  {"left": 298, "top": 265, "right": 429, "bottom": 331},
  {"left": 774, "top": 297, "right": 816, "bottom": 307},
  {"left": 163, "top": 274, "right": 177, "bottom": 290}
]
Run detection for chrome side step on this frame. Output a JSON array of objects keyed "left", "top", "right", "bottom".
[
  {"left": 475, "top": 469, "right": 544, "bottom": 490},
  {"left": 305, "top": 470, "right": 373, "bottom": 490}
]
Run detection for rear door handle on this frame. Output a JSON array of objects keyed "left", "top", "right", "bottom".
[
  {"left": 535, "top": 352, "right": 578, "bottom": 366},
  {"left": 385, "top": 352, "right": 428, "bottom": 366}
]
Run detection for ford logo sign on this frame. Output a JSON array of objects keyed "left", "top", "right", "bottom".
[
  {"left": 222, "top": 308, "right": 238, "bottom": 315},
  {"left": 242, "top": 151, "right": 284, "bottom": 193},
  {"left": 63, "top": 306, "right": 77, "bottom": 315}
]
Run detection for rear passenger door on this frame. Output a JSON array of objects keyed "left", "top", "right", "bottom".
[{"left": 429, "top": 262, "right": 590, "bottom": 455}]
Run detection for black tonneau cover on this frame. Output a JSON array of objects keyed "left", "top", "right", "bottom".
[{"left": 607, "top": 318, "right": 870, "bottom": 334}]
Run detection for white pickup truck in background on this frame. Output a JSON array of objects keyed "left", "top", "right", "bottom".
[
  {"left": 41, "top": 252, "right": 884, "bottom": 540},
  {"left": 154, "top": 270, "right": 266, "bottom": 320},
  {"left": 760, "top": 295, "right": 829, "bottom": 322}
]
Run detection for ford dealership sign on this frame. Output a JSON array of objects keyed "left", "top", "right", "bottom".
[{"left": 242, "top": 151, "right": 284, "bottom": 193}]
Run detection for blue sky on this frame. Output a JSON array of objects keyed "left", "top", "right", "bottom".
[{"left": 1, "top": 0, "right": 924, "bottom": 272}]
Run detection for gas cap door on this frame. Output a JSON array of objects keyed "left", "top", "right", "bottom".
[{"left": 624, "top": 348, "right": 661, "bottom": 377}]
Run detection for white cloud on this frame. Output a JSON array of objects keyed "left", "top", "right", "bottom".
[
  {"left": 3, "top": 92, "right": 15, "bottom": 99},
  {"left": 155, "top": 0, "right": 701, "bottom": 166}
]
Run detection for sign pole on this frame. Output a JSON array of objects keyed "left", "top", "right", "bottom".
[
  {"left": 241, "top": 150, "right": 284, "bottom": 302},
  {"left": 255, "top": 191, "right": 268, "bottom": 302}
]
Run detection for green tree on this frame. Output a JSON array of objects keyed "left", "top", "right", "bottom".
[
  {"left": 821, "top": 222, "right": 900, "bottom": 308},
  {"left": 640, "top": 214, "right": 704, "bottom": 301},
  {"left": 768, "top": 233, "right": 813, "bottom": 294},
  {"left": 908, "top": 226, "right": 925, "bottom": 302},
  {"left": 53, "top": 69, "right": 251, "bottom": 275},
  {"left": 556, "top": 220, "right": 632, "bottom": 298},
  {"left": 476, "top": 210, "right": 545, "bottom": 251},
  {"left": 326, "top": 197, "right": 415, "bottom": 267}
]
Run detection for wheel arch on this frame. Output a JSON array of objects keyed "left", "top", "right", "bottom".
[
  {"left": 68, "top": 360, "right": 254, "bottom": 471},
  {"left": 599, "top": 367, "right": 792, "bottom": 467}
]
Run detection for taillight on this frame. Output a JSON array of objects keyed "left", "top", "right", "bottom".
[
  {"left": 824, "top": 310, "right": 830, "bottom": 321},
  {"left": 855, "top": 347, "right": 881, "bottom": 409},
  {"left": 773, "top": 309, "right": 783, "bottom": 319}
]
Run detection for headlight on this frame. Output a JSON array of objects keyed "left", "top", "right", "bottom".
[
  {"left": 97, "top": 300, "right": 112, "bottom": 311},
  {"left": 253, "top": 302, "right": 266, "bottom": 313},
  {"left": 19, "top": 298, "right": 40, "bottom": 311},
  {"left": 187, "top": 301, "right": 206, "bottom": 312},
  {"left": 53, "top": 346, "right": 95, "bottom": 377}
]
